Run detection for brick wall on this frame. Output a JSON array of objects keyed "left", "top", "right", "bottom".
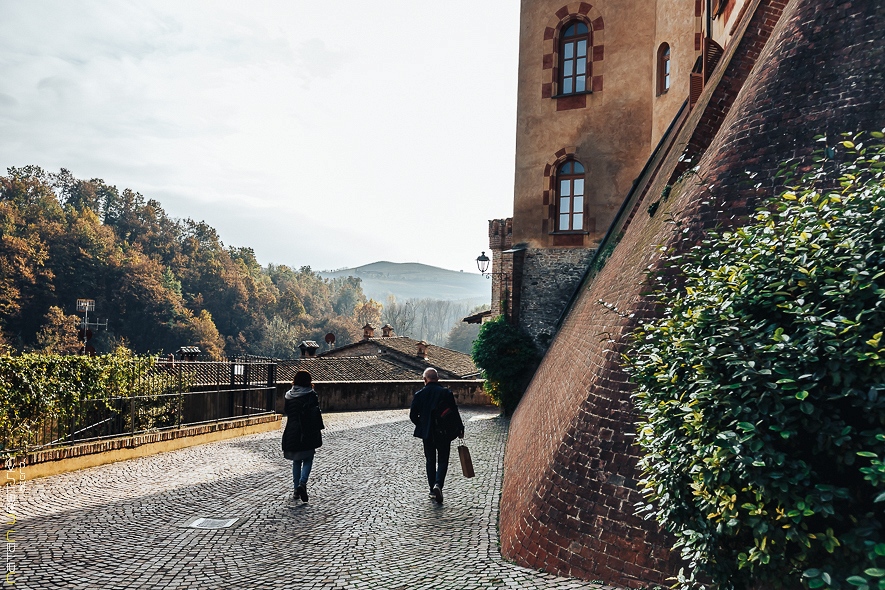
[{"left": 499, "top": 0, "right": 885, "bottom": 586}]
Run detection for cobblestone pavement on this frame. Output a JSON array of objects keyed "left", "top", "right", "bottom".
[{"left": 14, "top": 407, "right": 619, "bottom": 590}]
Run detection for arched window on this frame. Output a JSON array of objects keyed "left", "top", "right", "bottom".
[
  {"left": 559, "top": 21, "right": 591, "bottom": 95},
  {"left": 657, "top": 43, "right": 671, "bottom": 95},
  {"left": 556, "top": 160, "right": 585, "bottom": 231}
]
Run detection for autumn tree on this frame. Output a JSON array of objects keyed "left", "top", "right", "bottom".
[
  {"left": 353, "top": 299, "right": 383, "bottom": 328},
  {"left": 35, "top": 306, "right": 81, "bottom": 354}
]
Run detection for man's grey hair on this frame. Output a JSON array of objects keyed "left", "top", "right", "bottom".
[{"left": 423, "top": 367, "right": 439, "bottom": 381}]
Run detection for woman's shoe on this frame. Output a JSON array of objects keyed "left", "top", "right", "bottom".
[{"left": 296, "top": 484, "right": 309, "bottom": 503}]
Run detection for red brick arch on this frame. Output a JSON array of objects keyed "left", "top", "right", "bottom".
[{"left": 541, "top": 3, "right": 605, "bottom": 107}]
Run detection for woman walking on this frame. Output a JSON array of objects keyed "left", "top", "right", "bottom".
[{"left": 282, "top": 370, "right": 324, "bottom": 502}]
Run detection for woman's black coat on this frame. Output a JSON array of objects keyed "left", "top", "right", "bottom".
[{"left": 282, "top": 391, "right": 324, "bottom": 453}]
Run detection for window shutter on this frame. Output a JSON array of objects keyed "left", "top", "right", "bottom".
[
  {"left": 689, "top": 56, "right": 704, "bottom": 110},
  {"left": 704, "top": 38, "right": 725, "bottom": 82}
]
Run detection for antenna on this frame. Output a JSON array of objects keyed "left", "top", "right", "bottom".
[{"left": 76, "top": 298, "right": 109, "bottom": 355}]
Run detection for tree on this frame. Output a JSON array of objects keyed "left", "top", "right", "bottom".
[
  {"left": 330, "top": 276, "right": 365, "bottom": 316},
  {"left": 472, "top": 315, "right": 538, "bottom": 414},
  {"left": 382, "top": 294, "right": 417, "bottom": 336},
  {"left": 35, "top": 306, "right": 81, "bottom": 354},
  {"left": 182, "top": 309, "right": 225, "bottom": 359},
  {"left": 624, "top": 134, "right": 885, "bottom": 590},
  {"left": 353, "top": 298, "right": 383, "bottom": 328},
  {"left": 254, "top": 315, "right": 299, "bottom": 359},
  {"left": 444, "top": 305, "right": 485, "bottom": 353}
]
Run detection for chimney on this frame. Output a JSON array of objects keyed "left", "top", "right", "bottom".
[
  {"left": 381, "top": 324, "right": 395, "bottom": 338},
  {"left": 299, "top": 341, "right": 320, "bottom": 358},
  {"left": 416, "top": 340, "right": 428, "bottom": 359},
  {"left": 363, "top": 323, "right": 376, "bottom": 340}
]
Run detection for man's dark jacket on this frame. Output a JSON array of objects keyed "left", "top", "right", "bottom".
[{"left": 410, "top": 381, "right": 463, "bottom": 441}]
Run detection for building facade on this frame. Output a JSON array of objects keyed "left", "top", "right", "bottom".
[{"left": 494, "top": 0, "right": 751, "bottom": 348}]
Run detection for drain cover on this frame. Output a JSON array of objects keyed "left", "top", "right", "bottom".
[{"left": 188, "top": 517, "right": 239, "bottom": 529}]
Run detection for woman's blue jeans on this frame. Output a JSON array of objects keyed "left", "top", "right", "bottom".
[{"left": 292, "top": 455, "right": 313, "bottom": 488}]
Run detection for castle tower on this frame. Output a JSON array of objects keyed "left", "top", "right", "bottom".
[{"left": 499, "top": 0, "right": 702, "bottom": 347}]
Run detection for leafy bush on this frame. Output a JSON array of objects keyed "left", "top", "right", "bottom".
[
  {"left": 0, "top": 351, "right": 155, "bottom": 453},
  {"left": 624, "top": 133, "right": 885, "bottom": 589},
  {"left": 472, "top": 315, "right": 538, "bottom": 414}
]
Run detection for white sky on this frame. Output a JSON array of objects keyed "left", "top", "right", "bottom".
[{"left": 0, "top": 1, "right": 519, "bottom": 273}]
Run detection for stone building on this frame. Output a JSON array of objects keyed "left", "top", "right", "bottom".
[{"left": 497, "top": 0, "right": 884, "bottom": 587}]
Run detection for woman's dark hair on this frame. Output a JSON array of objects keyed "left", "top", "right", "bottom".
[{"left": 293, "top": 370, "right": 312, "bottom": 388}]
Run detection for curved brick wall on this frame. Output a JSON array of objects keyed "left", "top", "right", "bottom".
[{"left": 499, "top": 0, "right": 885, "bottom": 586}]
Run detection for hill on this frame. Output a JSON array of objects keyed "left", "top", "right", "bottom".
[{"left": 319, "top": 261, "right": 490, "bottom": 305}]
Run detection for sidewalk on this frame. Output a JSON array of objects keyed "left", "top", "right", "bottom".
[{"left": 12, "top": 407, "right": 617, "bottom": 589}]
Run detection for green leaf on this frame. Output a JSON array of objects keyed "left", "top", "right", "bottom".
[{"left": 848, "top": 576, "right": 869, "bottom": 586}]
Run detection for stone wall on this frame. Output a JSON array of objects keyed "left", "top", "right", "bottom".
[
  {"left": 274, "top": 380, "right": 491, "bottom": 413},
  {"left": 517, "top": 247, "right": 597, "bottom": 349},
  {"left": 23, "top": 414, "right": 282, "bottom": 479},
  {"left": 499, "top": 0, "right": 885, "bottom": 586}
]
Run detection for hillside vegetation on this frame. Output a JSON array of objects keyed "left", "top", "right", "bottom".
[{"left": 0, "top": 166, "right": 374, "bottom": 357}]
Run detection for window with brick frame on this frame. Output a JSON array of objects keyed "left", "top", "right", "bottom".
[
  {"left": 556, "top": 160, "right": 585, "bottom": 232},
  {"left": 559, "top": 21, "right": 591, "bottom": 95},
  {"left": 657, "top": 43, "right": 671, "bottom": 95}
]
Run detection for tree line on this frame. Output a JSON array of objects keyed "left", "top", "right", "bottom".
[{"left": 0, "top": 166, "right": 482, "bottom": 357}]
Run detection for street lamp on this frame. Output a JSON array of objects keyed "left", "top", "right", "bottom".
[{"left": 476, "top": 252, "right": 491, "bottom": 277}]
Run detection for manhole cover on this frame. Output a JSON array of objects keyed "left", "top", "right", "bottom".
[{"left": 187, "top": 517, "right": 239, "bottom": 529}]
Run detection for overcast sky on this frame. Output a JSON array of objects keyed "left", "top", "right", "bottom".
[{"left": 0, "top": 1, "right": 519, "bottom": 273}]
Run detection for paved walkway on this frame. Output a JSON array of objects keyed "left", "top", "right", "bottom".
[{"left": 13, "top": 407, "right": 617, "bottom": 589}]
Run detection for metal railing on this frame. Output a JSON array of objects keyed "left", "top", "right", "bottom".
[
  {"left": 11, "top": 359, "right": 278, "bottom": 453},
  {"left": 31, "top": 386, "right": 275, "bottom": 449}
]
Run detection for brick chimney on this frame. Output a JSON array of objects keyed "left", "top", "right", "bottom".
[
  {"left": 299, "top": 341, "right": 319, "bottom": 358},
  {"left": 416, "top": 340, "right": 428, "bottom": 359},
  {"left": 362, "top": 323, "right": 375, "bottom": 340},
  {"left": 381, "top": 324, "right": 395, "bottom": 338}
]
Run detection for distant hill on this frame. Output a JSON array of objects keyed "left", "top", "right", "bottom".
[{"left": 319, "top": 261, "right": 490, "bottom": 305}]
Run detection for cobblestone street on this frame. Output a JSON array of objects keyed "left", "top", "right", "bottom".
[{"left": 15, "top": 407, "right": 617, "bottom": 590}]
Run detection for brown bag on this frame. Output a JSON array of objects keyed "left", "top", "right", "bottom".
[{"left": 458, "top": 440, "right": 475, "bottom": 478}]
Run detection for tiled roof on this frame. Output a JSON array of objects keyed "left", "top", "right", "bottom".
[
  {"left": 319, "top": 336, "right": 480, "bottom": 379},
  {"left": 277, "top": 356, "right": 422, "bottom": 383}
]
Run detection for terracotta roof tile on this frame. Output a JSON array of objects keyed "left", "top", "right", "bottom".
[
  {"left": 318, "top": 336, "right": 480, "bottom": 379},
  {"left": 277, "top": 356, "right": 421, "bottom": 382}
]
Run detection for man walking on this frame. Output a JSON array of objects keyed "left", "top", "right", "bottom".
[{"left": 410, "top": 367, "right": 464, "bottom": 504}]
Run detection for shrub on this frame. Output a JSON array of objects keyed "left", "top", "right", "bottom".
[
  {"left": 0, "top": 351, "right": 155, "bottom": 453},
  {"left": 472, "top": 315, "right": 538, "bottom": 415},
  {"left": 624, "top": 133, "right": 885, "bottom": 589}
]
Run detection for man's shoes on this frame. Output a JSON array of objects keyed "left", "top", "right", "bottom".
[
  {"left": 427, "top": 491, "right": 436, "bottom": 500},
  {"left": 432, "top": 484, "right": 443, "bottom": 505},
  {"left": 296, "top": 484, "right": 309, "bottom": 503}
]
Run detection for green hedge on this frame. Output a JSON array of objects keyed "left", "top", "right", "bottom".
[
  {"left": 624, "top": 134, "right": 885, "bottom": 590},
  {"left": 0, "top": 352, "right": 155, "bottom": 453}
]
